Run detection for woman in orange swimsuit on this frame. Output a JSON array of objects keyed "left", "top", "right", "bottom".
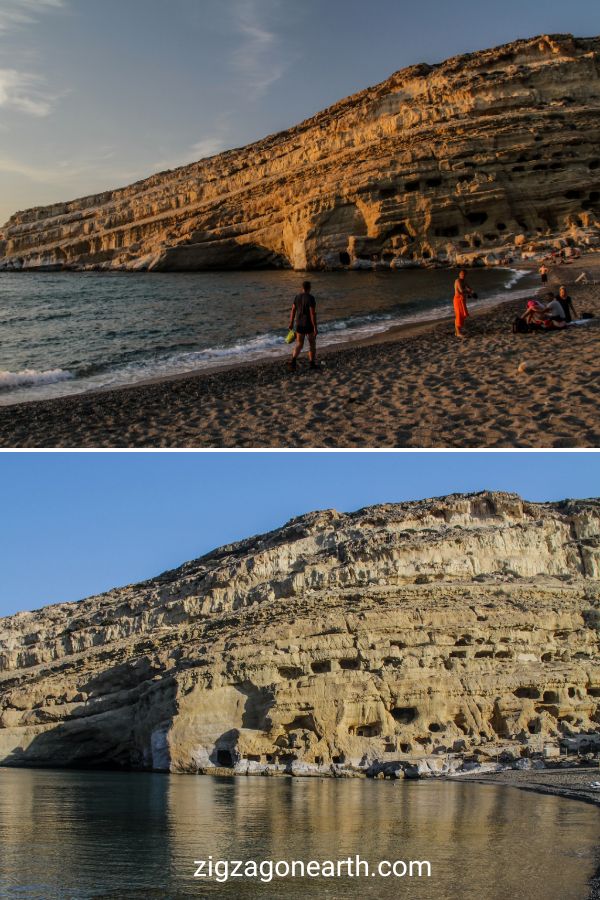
[{"left": 453, "top": 270, "right": 473, "bottom": 339}]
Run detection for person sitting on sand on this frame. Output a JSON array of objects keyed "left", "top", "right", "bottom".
[
  {"left": 520, "top": 300, "right": 546, "bottom": 328},
  {"left": 539, "top": 264, "right": 549, "bottom": 285},
  {"left": 288, "top": 281, "right": 319, "bottom": 371},
  {"left": 556, "top": 285, "right": 577, "bottom": 323},
  {"left": 542, "top": 296, "right": 568, "bottom": 328},
  {"left": 453, "top": 270, "right": 474, "bottom": 339}
]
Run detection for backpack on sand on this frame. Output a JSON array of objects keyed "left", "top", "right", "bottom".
[{"left": 512, "top": 316, "right": 529, "bottom": 334}]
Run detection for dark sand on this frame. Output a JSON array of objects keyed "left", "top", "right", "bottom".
[{"left": 1, "top": 260, "right": 599, "bottom": 448}]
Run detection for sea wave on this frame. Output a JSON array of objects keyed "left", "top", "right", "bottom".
[
  {"left": 0, "top": 311, "right": 72, "bottom": 326},
  {"left": 0, "top": 368, "right": 75, "bottom": 391},
  {"left": 0, "top": 268, "right": 536, "bottom": 401},
  {"left": 502, "top": 268, "right": 528, "bottom": 290},
  {"left": 72, "top": 283, "right": 537, "bottom": 388}
]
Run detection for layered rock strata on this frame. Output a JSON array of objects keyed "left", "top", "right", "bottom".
[
  {"left": 1, "top": 35, "right": 600, "bottom": 272},
  {"left": 0, "top": 492, "right": 599, "bottom": 777}
]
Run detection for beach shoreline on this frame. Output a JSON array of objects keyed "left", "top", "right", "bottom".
[
  {"left": 1, "top": 259, "right": 598, "bottom": 448},
  {"left": 455, "top": 765, "right": 600, "bottom": 900},
  {"left": 0, "top": 263, "right": 533, "bottom": 406}
]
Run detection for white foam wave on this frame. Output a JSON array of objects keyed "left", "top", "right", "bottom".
[
  {"left": 85, "top": 284, "right": 536, "bottom": 387},
  {"left": 0, "top": 368, "right": 74, "bottom": 391},
  {"left": 0, "top": 268, "right": 536, "bottom": 402},
  {"left": 502, "top": 268, "right": 528, "bottom": 290}
]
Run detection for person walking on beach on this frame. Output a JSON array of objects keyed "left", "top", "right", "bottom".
[
  {"left": 539, "top": 264, "right": 549, "bottom": 285},
  {"left": 453, "top": 270, "right": 474, "bottom": 339},
  {"left": 288, "top": 281, "right": 318, "bottom": 370}
]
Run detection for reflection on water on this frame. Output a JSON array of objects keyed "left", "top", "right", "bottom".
[{"left": 0, "top": 769, "right": 597, "bottom": 899}]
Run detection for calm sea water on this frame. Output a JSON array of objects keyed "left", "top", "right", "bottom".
[
  {"left": 0, "top": 268, "right": 536, "bottom": 405},
  {"left": 0, "top": 769, "right": 597, "bottom": 899}
]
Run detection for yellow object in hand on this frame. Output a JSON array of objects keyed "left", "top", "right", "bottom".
[{"left": 285, "top": 330, "right": 296, "bottom": 344}]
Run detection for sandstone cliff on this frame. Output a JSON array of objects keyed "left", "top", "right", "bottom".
[
  {"left": 1, "top": 35, "right": 599, "bottom": 273},
  {"left": 0, "top": 492, "right": 599, "bottom": 777}
]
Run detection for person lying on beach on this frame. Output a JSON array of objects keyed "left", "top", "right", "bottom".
[
  {"left": 288, "top": 281, "right": 319, "bottom": 371},
  {"left": 453, "top": 270, "right": 475, "bottom": 339},
  {"left": 556, "top": 285, "right": 577, "bottom": 323}
]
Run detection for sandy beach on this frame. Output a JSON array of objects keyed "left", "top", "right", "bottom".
[{"left": 1, "top": 260, "right": 599, "bottom": 448}]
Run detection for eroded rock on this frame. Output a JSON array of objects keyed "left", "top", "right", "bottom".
[
  {"left": 0, "top": 492, "right": 599, "bottom": 775},
  {"left": 1, "top": 35, "right": 599, "bottom": 272}
]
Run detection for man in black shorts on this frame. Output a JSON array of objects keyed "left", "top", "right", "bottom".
[{"left": 288, "top": 281, "right": 318, "bottom": 370}]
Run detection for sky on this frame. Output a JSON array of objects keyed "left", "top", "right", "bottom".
[
  {"left": 0, "top": 450, "right": 598, "bottom": 617},
  {"left": 0, "top": 0, "right": 598, "bottom": 225}
]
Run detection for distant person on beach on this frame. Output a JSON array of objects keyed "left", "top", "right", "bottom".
[
  {"left": 556, "top": 285, "right": 577, "bottom": 323},
  {"left": 453, "top": 270, "right": 475, "bottom": 339},
  {"left": 539, "top": 264, "right": 549, "bottom": 285},
  {"left": 288, "top": 281, "right": 318, "bottom": 370}
]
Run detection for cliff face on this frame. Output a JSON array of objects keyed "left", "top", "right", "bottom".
[
  {"left": 0, "top": 492, "right": 599, "bottom": 776},
  {"left": 1, "top": 34, "right": 599, "bottom": 273}
]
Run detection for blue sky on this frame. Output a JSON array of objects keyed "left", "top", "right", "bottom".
[
  {"left": 0, "top": 451, "right": 598, "bottom": 617},
  {"left": 0, "top": 0, "right": 598, "bottom": 224}
]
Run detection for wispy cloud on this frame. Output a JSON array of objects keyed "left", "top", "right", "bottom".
[
  {"left": 190, "top": 113, "right": 234, "bottom": 160},
  {"left": 231, "top": 0, "right": 289, "bottom": 99},
  {"left": 150, "top": 114, "right": 235, "bottom": 173},
  {"left": 0, "top": 149, "right": 140, "bottom": 187},
  {"left": 0, "top": 68, "right": 58, "bottom": 116},
  {"left": 0, "top": 1, "right": 67, "bottom": 117},
  {"left": 0, "top": 0, "right": 65, "bottom": 35}
]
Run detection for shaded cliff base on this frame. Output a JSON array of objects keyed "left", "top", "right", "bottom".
[{"left": 1, "top": 260, "right": 599, "bottom": 448}]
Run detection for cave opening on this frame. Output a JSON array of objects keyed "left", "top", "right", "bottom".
[
  {"left": 339, "top": 251, "right": 351, "bottom": 266},
  {"left": 355, "top": 723, "right": 381, "bottom": 738},
  {"left": 217, "top": 749, "right": 234, "bottom": 767},
  {"left": 340, "top": 658, "right": 360, "bottom": 670},
  {"left": 466, "top": 211, "right": 488, "bottom": 226},
  {"left": 391, "top": 707, "right": 417, "bottom": 724},
  {"left": 311, "top": 660, "right": 332, "bottom": 674},
  {"left": 514, "top": 687, "right": 540, "bottom": 700}
]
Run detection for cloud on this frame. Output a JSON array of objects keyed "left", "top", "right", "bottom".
[
  {"left": 0, "top": 69, "right": 58, "bottom": 116},
  {"left": 0, "top": 0, "right": 65, "bottom": 35},
  {"left": 0, "top": 2, "right": 67, "bottom": 117},
  {"left": 231, "top": 0, "right": 289, "bottom": 99},
  {"left": 150, "top": 113, "right": 235, "bottom": 173},
  {"left": 0, "top": 149, "right": 140, "bottom": 187},
  {"left": 190, "top": 114, "right": 235, "bottom": 160}
]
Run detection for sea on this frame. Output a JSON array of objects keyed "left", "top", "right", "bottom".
[
  {"left": 0, "top": 267, "right": 537, "bottom": 406},
  {"left": 0, "top": 768, "right": 597, "bottom": 899}
]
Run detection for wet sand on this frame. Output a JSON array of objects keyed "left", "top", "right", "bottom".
[{"left": 1, "top": 260, "right": 599, "bottom": 448}]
